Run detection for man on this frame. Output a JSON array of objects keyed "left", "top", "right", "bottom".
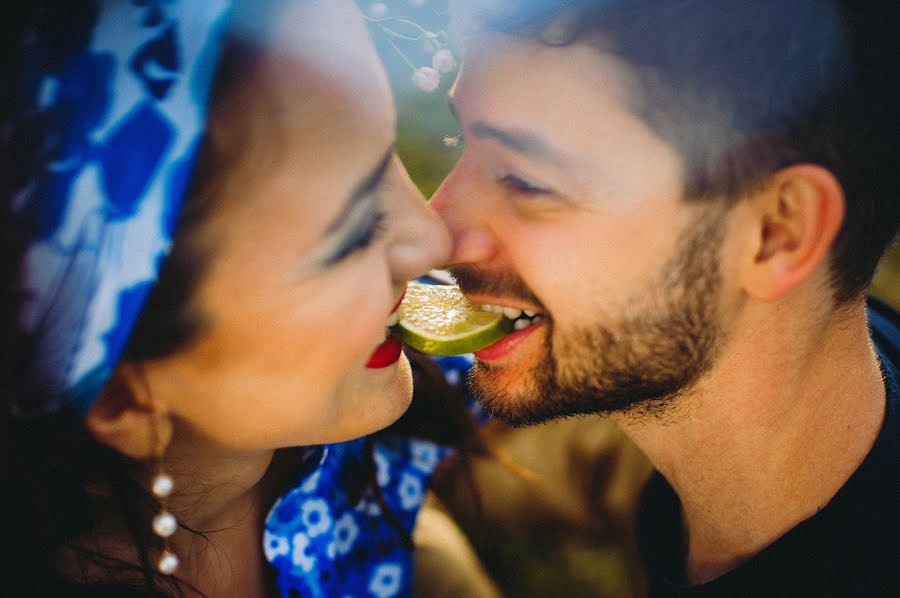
[{"left": 429, "top": 0, "right": 900, "bottom": 594}]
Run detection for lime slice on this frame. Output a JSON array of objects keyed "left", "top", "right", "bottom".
[{"left": 391, "top": 282, "right": 514, "bottom": 356}]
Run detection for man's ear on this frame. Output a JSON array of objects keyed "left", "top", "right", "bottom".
[
  {"left": 84, "top": 364, "right": 172, "bottom": 460},
  {"left": 740, "top": 164, "right": 845, "bottom": 301}
]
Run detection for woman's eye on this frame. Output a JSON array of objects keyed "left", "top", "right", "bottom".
[
  {"left": 328, "top": 210, "right": 388, "bottom": 264},
  {"left": 498, "top": 174, "right": 551, "bottom": 196}
]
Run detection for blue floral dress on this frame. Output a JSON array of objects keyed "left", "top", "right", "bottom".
[{"left": 264, "top": 355, "right": 478, "bottom": 598}]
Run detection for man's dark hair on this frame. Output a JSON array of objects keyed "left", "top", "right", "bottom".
[{"left": 473, "top": 0, "right": 900, "bottom": 304}]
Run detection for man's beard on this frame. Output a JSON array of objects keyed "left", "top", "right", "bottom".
[{"left": 451, "top": 210, "right": 726, "bottom": 426}]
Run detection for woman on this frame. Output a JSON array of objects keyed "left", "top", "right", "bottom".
[{"left": 2, "top": 0, "right": 450, "bottom": 596}]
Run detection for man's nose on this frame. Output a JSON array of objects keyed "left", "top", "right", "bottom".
[{"left": 428, "top": 159, "right": 498, "bottom": 266}]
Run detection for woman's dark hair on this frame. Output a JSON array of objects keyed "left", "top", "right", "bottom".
[
  {"left": 0, "top": 12, "right": 233, "bottom": 594},
  {"left": 476, "top": 0, "right": 900, "bottom": 304},
  {"left": 2, "top": 15, "right": 488, "bottom": 598}
]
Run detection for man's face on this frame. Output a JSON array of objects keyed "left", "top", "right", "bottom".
[{"left": 429, "top": 33, "right": 729, "bottom": 424}]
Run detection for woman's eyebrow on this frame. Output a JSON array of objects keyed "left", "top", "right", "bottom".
[{"left": 326, "top": 146, "right": 393, "bottom": 235}]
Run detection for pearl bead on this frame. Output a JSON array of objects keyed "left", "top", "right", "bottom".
[
  {"left": 151, "top": 474, "right": 174, "bottom": 498},
  {"left": 152, "top": 511, "right": 177, "bottom": 538},
  {"left": 157, "top": 550, "right": 179, "bottom": 575}
]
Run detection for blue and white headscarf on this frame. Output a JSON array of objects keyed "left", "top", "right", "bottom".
[{"left": 6, "top": 0, "right": 231, "bottom": 416}]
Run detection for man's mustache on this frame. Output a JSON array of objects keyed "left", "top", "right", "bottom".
[{"left": 449, "top": 266, "right": 545, "bottom": 309}]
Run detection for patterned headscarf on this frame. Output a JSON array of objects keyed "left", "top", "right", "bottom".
[{"left": 6, "top": 1, "right": 231, "bottom": 415}]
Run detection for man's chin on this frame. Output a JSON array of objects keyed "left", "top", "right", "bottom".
[
  {"left": 469, "top": 365, "right": 549, "bottom": 426},
  {"left": 471, "top": 363, "right": 686, "bottom": 426}
]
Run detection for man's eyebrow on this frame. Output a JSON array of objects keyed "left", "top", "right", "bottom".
[
  {"left": 447, "top": 96, "right": 571, "bottom": 167},
  {"left": 326, "top": 146, "right": 393, "bottom": 235}
]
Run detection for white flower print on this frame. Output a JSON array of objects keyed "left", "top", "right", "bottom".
[
  {"left": 291, "top": 532, "right": 315, "bottom": 572},
  {"left": 410, "top": 440, "right": 439, "bottom": 473},
  {"left": 398, "top": 473, "right": 423, "bottom": 510},
  {"left": 374, "top": 449, "right": 391, "bottom": 487},
  {"left": 263, "top": 531, "right": 290, "bottom": 562},
  {"left": 331, "top": 513, "right": 360, "bottom": 556},
  {"left": 444, "top": 368, "right": 461, "bottom": 385},
  {"left": 355, "top": 495, "right": 382, "bottom": 516},
  {"left": 299, "top": 469, "right": 321, "bottom": 493},
  {"left": 301, "top": 498, "right": 332, "bottom": 537},
  {"left": 369, "top": 562, "right": 404, "bottom": 598}
]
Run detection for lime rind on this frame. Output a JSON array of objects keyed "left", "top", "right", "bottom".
[{"left": 390, "top": 283, "right": 515, "bottom": 356}]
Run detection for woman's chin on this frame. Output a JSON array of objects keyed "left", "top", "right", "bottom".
[
  {"left": 369, "top": 352, "right": 415, "bottom": 425},
  {"left": 341, "top": 352, "right": 415, "bottom": 440}
]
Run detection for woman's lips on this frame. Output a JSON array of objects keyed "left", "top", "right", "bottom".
[
  {"left": 473, "top": 320, "right": 546, "bottom": 362},
  {"left": 366, "top": 289, "right": 408, "bottom": 369},
  {"left": 366, "top": 336, "right": 403, "bottom": 368},
  {"left": 390, "top": 289, "right": 406, "bottom": 315}
]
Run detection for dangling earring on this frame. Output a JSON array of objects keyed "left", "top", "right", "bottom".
[{"left": 149, "top": 412, "right": 179, "bottom": 574}]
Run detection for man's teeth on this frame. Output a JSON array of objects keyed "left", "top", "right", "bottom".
[
  {"left": 513, "top": 319, "right": 531, "bottom": 331},
  {"left": 502, "top": 307, "right": 522, "bottom": 319},
  {"left": 387, "top": 312, "right": 399, "bottom": 327},
  {"left": 480, "top": 304, "right": 544, "bottom": 331}
]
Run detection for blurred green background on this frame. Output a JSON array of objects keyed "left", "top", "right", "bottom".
[{"left": 362, "top": 2, "right": 899, "bottom": 596}]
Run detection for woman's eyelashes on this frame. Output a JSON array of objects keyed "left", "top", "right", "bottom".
[{"left": 327, "top": 207, "right": 388, "bottom": 265}]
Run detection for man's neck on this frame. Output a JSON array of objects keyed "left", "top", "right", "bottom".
[{"left": 613, "top": 299, "right": 887, "bottom": 584}]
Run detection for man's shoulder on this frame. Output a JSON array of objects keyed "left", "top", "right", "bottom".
[{"left": 868, "top": 297, "right": 900, "bottom": 368}]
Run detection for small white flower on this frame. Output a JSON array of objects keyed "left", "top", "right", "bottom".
[
  {"left": 423, "top": 37, "right": 441, "bottom": 54},
  {"left": 301, "top": 498, "right": 332, "bottom": 537},
  {"left": 412, "top": 66, "right": 441, "bottom": 92},
  {"left": 442, "top": 135, "right": 461, "bottom": 149},
  {"left": 263, "top": 531, "right": 290, "bottom": 561},
  {"left": 367, "top": 2, "right": 389, "bottom": 19},
  {"left": 398, "top": 473, "right": 424, "bottom": 510},
  {"left": 291, "top": 532, "right": 316, "bottom": 572},
  {"left": 431, "top": 48, "right": 457, "bottom": 74},
  {"left": 332, "top": 513, "right": 360, "bottom": 555},
  {"left": 369, "top": 563, "right": 404, "bottom": 598},
  {"left": 410, "top": 440, "right": 439, "bottom": 473}
]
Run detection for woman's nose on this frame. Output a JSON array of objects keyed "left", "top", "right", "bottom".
[{"left": 386, "top": 158, "right": 452, "bottom": 281}]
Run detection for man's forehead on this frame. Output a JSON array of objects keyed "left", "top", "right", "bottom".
[{"left": 452, "top": 31, "right": 636, "bottom": 115}]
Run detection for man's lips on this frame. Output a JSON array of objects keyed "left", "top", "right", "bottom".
[{"left": 474, "top": 319, "right": 546, "bottom": 362}]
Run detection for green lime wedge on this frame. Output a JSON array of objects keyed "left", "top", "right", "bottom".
[{"left": 391, "top": 282, "right": 514, "bottom": 356}]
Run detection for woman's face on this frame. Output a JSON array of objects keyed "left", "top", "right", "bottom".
[{"left": 142, "top": 0, "right": 450, "bottom": 448}]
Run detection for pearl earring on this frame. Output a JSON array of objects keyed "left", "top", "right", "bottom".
[
  {"left": 149, "top": 407, "right": 178, "bottom": 575},
  {"left": 151, "top": 467, "right": 179, "bottom": 574}
]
